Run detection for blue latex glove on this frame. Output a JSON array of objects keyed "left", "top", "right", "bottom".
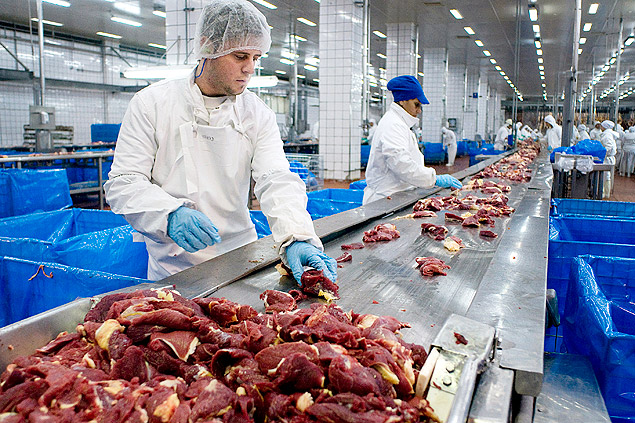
[
  {"left": 286, "top": 241, "right": 338, "bottom": 284},
  {"left": 435, "top": 174, "right": 463, "bottom": 189},
  {"left": 167, "top": 206, "right": 221, "bottom": 253},
  {"left": 547, "top": 145, "right": 553, "bottom": 152}
]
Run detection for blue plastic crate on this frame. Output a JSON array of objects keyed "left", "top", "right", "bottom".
[
  {"left": 349, "top": 180, "right": 367, "bottom": 190},
  {"left": 564, "top": 255, "right": 635, "bottom": 423},
  {"left": 307, "top": 189, "right": 364, "bottom": 204},
  {"left": 90, "top": 123, "right": 121, "bottom": 143},
  {"left": 551, "top": 198, "right": 635, "bottom": 219},
  {"left": 361, "top": 144, "right": 371, "bottom": 167},
  {"left": 423, "top": 142, "right": 446, "bottom": 164}
]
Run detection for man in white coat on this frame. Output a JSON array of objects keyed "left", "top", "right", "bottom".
[
  {"left": 363, "top": 75, "right": 462, "bottom": 205},
  {"left": 494, "top": 119, "right": 513, "bottom": 150},
  {"left": 441, "top": 126, "right": 457, "bottom": 167},
  {"left": 600, "top": 120, "right": 617, "bottom": 199},
  {"left": 544, "top": 115, "right": 562, "bottom": 151},
  {"left": 589, "top": 121, "right": 603, "bottom": 141},
  {"left": 105, "top": 0, "right": 337, "bottom": 283}
]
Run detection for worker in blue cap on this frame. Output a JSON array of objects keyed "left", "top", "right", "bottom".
[{"left": 363, "top": 75, "right": 462, "bottom": 204}]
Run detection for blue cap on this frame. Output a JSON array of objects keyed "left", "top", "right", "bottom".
[{"left": 387, "top": 75, "right": 429, "bottom": 104}]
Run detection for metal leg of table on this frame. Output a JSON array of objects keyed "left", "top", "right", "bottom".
[{"left": 98, "top": 157, "right": 104, "bottom": 210}]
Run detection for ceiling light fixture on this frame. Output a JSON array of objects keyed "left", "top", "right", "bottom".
[
  {"left": 280, "top": 58, "right": 294, "bottom": 65},
  {"left": 579, "top": 37, "right": 586, "bottom": 44},
  {"left": 625, "top": 35, "right": 635, "bottom": 46},
  {"left": 297, "top": 74, "right": 305, "bottom": 79},
  {"left": 536, "top": 49, "right": 543, "bottom": 55},
  {"left": 377, "top": 53, "right": 387, "bottom": 59},
  {"left": 251, "top": 0, "right": 277, "bottom": 9},
  {"left": 588, "top": 3, "right": 599, "bottom": 14},
  {"left": 152, "top": 10, "right": 166, "bottom": 18},
  {"left": 483, "top": 50, "right": 491, "bottom": 56},
  {"left": 532, "top": 24, "right": 540, "bottom": 33},
  {"left": 111, "top": 16, "right": 142, "bottom": 27},
  {"left": 463, "top": 26, "right": 475, "bottom": 35},
  {"left": 43, "top": 0, "right": 70, "bottom": 7},
  {"left": 275, "top": 70, "right": 286, "bottom": 75},
  {"left": 534, "top": 39, "right": 541, "bottom": 48},
  {"left": 578, "top": 48, "right": 583, "bottom": 55},
  {"left": 539, "top": 65, "right": 544, "bottom": 70},
  {"left": 474, "top": 40, "right": 484, "bottom": 47},
  {"left": 489, "top": 58, "right": 497, "bottom": 64},
  {"left": 31, "top": 18, "right": 64, "bottom": 26},
  {"left": 96, "top": 31, "right": 121, "bottom": 39},
  {"left": 297, "top": 17, "right": 316, "bottom": 26},
  {"left": 303, "top": 64, "right": 317, "bottom": 71},
  {"left": 538, "top": 58, "right": 543, "bottom": 63},
  {"left": 528, "top": 5, "right": 538, "bottom": 22},
  {"left": 418, "top": 71, "right": 424, "bottom": 77},
  {"left": 495, "top": 65, "right": 501, "bottom": 70},
  {"left": 373, "top": 30, "right": 387, "bottom": 38},
  {"left": 148, "top": 43, "right": 166, "bottom": 49},
  {"left": 583, "top": 23, "right": 592, "bottom": 32},
  {"left": 449, "top": 9, "right": 463, "bottom": 19},
  {"left": 292, "top": 34, "right": 307, "bottom": 41}
]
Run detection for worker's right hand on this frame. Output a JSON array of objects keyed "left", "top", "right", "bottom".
[
  {"left": 167, "top": 206, "right": 221, "bottom": 253},
  {"left": 435, "top": 174, "right": 463, "bottom": 189}
]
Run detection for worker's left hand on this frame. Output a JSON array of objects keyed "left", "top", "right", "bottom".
[
  {"left": 286, "top": 241, "right": 338, "bottom": 285},
  {"left": 435, "top": 174, "right": 463, "bottom": 189}
]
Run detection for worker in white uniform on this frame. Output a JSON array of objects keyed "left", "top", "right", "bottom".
[
  {"left": 620, "top": 127, "right": 635, "bottom": 177},
  {"left": 599, "top": 120, "right": 617, "bottom": 199},
  {"left": 494, "top": 119, "right": 513, "bottom": 150},
  {"left": 105, "top": 0, "right": 337, "bottom": 283},
  {"left": 441, "top": 127, "right": 457, "bottom": 167},
  {"left": 589, "top": 121, "right": 603, "bottom": 141},
  {"left": 363, "top": 75, "right": 462, "bottom": 205},
  {"left": 520, "top": 124, "right": 533, "bottom": 140},
  {"left": 367, "top": 118, "right": 377, "bottom": 144},
  {"left": 544, "top": 115, "right": 562, "bottom": 151},
  {"left": 577, "top": 124, "right": 590, "bottom": 143}
]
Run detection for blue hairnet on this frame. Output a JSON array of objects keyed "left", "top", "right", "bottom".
[{"left": 387, "top": 75, "right": 429, "bottom": 104}]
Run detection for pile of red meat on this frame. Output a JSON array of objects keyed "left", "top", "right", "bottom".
[
  {"left": 0, "top": 289, "right": 440, "bottom": 423},
  {"left": 471, "top": 142, "right": 538, "bottom": 182}
]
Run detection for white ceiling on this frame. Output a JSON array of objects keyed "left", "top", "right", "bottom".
[{"left": 1, "top": 0, "right": 634, "bottom": 104}]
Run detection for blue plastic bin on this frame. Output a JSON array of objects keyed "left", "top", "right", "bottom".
[
  {"left": 551, "top": 199, "right": 635, "bottom": 219},
  {"left": 456, "top": 141, "right": 468, "bottom": 157},
  {"left": 250, "top": 210, "right": 272, "bottom": 238},
  {"left": 361, "top": 144, "right": 371, "bottom": 167},
  {"left": 289, "top": 161, "right": 320, "bottom": 190},
  {"left": 306, "top": 188, "right": 363, "bottom": 220},
  {"left": 548, "top": 216, "right": 635, "bottom": 316},
  {"left": 349, "top": 180, "right": 367, "bottom": 190},
  {"left": 423, "top": 142, "right": 446, "bottom": 164},
  {"left": 0, "top": 256, "right": 148, "bottom": 328},
  {"left": 307, "top": 189, "right": 364, "bottom": 203},
  {"left": 564, "top": 255, "right": 635, "bottom": 423},
  {"left": 0, "top": 169, "right": 71, "bottom": 218},
  {"left": 468, "top": 146, "right": 504, "bottom": 166},
  {"left": 90, "top": 123, "right": 121, "bottom": 143}
]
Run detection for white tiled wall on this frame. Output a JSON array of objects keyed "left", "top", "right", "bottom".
[
  {"left": 165, "top": 0, "right": 204, "bottom": 65},
  {"left": 318, "top": 0, "right": 362, "bottom": 180},
  {"left": 386, "top": 23, "right": 416, "bottom": 82},
  {"left": 462, "top": 68, "right": 479, "bottom": 140},
  {"left": 421, "top": 48, "right": 446, "bottom": 143},
  {"left": 486, "top": 87, "right": 502, "bottom": 141},
  {"left": 0, "top": 28, "right": 161, "bottom": 147},
  {"left": 477, "top": 70, "right": 488, "bottom": 138},
  {"left": 446, "top": 65, "right": 464, "bottom": 140}
]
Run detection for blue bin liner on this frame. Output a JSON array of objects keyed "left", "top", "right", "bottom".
[
  {"left": 250, "top": 210, "right": 271, "bottom": 238},
  {"left": 349, "top": 180, "right": 367, "bottom": 190},
  {"left": 307, "top": 199, "right": 360, "bottom": 219},
  {"left": 91, "top": 123, "right": 121, "bottom": 143},
  {"left": 0, "top": 256, "right": 148, "bottom": 328},
  {"left": 551, "top": 198, "right": 635, "bottom": 219},
  {"left": 0, "top": 169, "right": 71, "bottom": 218},
  {"left": 548, "top": 216, "right": 635, "bottom": 317},
  {"left": 308, "top": 189, "right": 364, "bottom": 204},
  {"left": 423, "top": 142, "right": 446, "bottom": 164},
  {"left": 361, "top": 144, "right": 371, "bottom": 167},
  {"left": 466, "top": 141, "right": 479, "bottom": 150},
  {"left": 564, "top": 255, "right": 635, "bottom": 423}
]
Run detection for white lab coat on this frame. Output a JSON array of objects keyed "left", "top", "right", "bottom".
[
  {"left": 442, "top": 129, "right": 457, "bottom": 165},
  {"left": 589, "top": 127, "right": 602, "bottom": 141},
  {"left": 578, "top": 129, "right": 590, "bottom": 142},
  {"left": 494, "top": 125, "right": 510, "bottom": 150},
  {"left": 545, "top": 125, "right": 562, "bottom": 150},
  {"left": 363, "top": 103, "right": 436, "bottom": 204},
  {"left": 600, "top": 129, "right": 617, "bottom": 199},
  {"left": 105, "top": 72, "right": 321, "bottom": 280}
]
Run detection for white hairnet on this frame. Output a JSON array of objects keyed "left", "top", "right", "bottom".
[
  {"left": 601, "top": 120, "right": 615, "bottom": 130},
  {"left": 594, "top": 121, "right": 601, "bottom": 126},
  {"left": 578, "top": 124, "right": 587, "bottom": 131},
  {"left": 544, "top": 115, "right": 556, "bottom": 127},
  {"left": 505, "top": 119, "right": 513, "bottom": 126},
  {"left": 194, "top": 0, "right": 272, "bottom": 60},
  {"left": 442, "top": 127, "right": 448, "bottom": 133}
]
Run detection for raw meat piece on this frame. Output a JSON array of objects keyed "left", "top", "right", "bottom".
[
  {"left": 335, "top": 252, "right": 353, "bottom": 263},
  {"left": 110, "top": 345, "right": 149, "bottom": 382},
  {"left": 328, "top": 355, "right": 381, "bottom": 396},
  {"left": 362, "top": 223, "right": 400, "bottom": 242},
  {"left": 189, "top": 379, "right": 237, "bottom": 421},
  {"left": 480, "top": 229, "right": 498, "bottom": 238},
  {"left": 444, "top": 212, "right": 464, "bottom": 223},
  {"left": 413, "top": 197, "right": 444, "bottom": 212},
  {"left": 126, "top": 309, "right": 193, "bottom": 331},
  {"left": 454, "top": 332, "right": 468, "bottom": 345},
  {"left": 420, "top": 223, "right": 449, "bottom": 241},
  {"left": 462, "top": 215, "right": 480, "bottom": 227},
  {"left": 272, "top": 353, "right": 325, "bottom": 391},
  {"left": 149, "top": 331, "right": 199, "bottom": 361},
  {"left": 413, "top": 210, "right": 437, "bottom": 218},
  {"left": 260, "top": 290, "right": 297, "bottom": 313},
  {"left": 306, "top": 403, "right": 391, "bottom": 423},
  {"left": 415, "top": 257, "right": 451, "bottom": 277},
  {"left": 254, "top": 342, "right": 319, "bottom": 374},
  {"left": 288, "top": 289, "right": 308, "bottom": 302},
  {"left": 341, "top": 242, "right": 365, "bottom": 250},
  {"left": 300, "top": 269, "right": 340, "bottom": 301}
]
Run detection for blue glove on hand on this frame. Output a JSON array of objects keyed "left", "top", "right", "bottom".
[
  {"left": 167, "top": 206, "right": 221, "bottom": 253},
  {"left": 435, "top": 174, "right": 463, "bottom": 189},
  {"left": 547, "top": 145, "right": 553, "bottom": 152},
  {"left": 286, "top": 241, "right": 338, "bottom": 284}
]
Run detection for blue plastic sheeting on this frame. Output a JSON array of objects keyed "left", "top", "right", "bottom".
[
  {"left": 548, "top": 216, "right": 635, "bottom": 316},
  {"left": 308, "top": 188, "right": 364, "bottom": 203},
  {"left": 0, "top": 210, "right": 147, "bottom": 278},
  {"left": 0, "top": 169, "right": 71, "bottom": 218},
  {"left": 551, "top": 198, "right": 635, "bottom": 219},
  {"left": 549, "top": 139, "right": 607, "bottom": 163},
  {"left": 349, "top": 180, "right": 367, "bottom": 190},
  {"left": 0, "top": 256, "right": 148, "bottom": 328},
  {"left": 306, "top": 188, "right": 363, "bottom": 220},
  {"left": 361, "top": 144, "right": 371, "bottom": 167},
  {"left": 250, "top": 210, "right": 272, "bottom": 238},
  {"left": 289, "top": 161, "right": 320, "bottom": 190},
  {"left": 90, "top": 123, "right": 121, "bottom": 143},
  {"left": 564, "top": 255, "right": 635, "bottom": 423},
  {"left": 423, "top": 142, "right": 446, "bottom": 164}
]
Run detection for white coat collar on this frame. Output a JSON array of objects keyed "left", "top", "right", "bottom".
[
  {"left": 187, "top": 71, "right": 238, "bottom": 123},
  {"left": 390, "top": 102, "right": 419, "bottom": 128}
]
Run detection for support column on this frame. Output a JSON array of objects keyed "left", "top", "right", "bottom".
[
  {"left": 386, "top": 23, "right": 417, "bottom": 81},
  {"left": 446, "top": 64, "right": 465, "bottom": 139},
  {"left": 165, "top": 0, "right": 201, "bottom": 65},
  {"left": 421, "top": 48, "right": 447, "bottom": 143},
  {"left": 477, "top": 69, "right": 488, "bottom": 139},
  {"left": 463, "top": 67, "right": 479, "bottom": 140},
  {"left": 319, "top": 0, "right": 363, "bottom": 180}
]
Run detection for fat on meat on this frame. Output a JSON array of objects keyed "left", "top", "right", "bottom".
[{"left": 260, "top": 290, "right": 297, "bottom": 313}]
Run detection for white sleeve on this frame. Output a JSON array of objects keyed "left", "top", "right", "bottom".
[
  {"left": 381, "top": 126, "right": 437, "bottom": 188},
  {"left": 104, "top": 95, "right": 188, "bottom": 243},
  {"left": 250, "top": 106, "right": 322, "bottom": 263}
]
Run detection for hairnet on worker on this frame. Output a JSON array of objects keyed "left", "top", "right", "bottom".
[
  {"left": 386, "top": 75, "right": 429, "bottom": 104},
  {"left": 601, "top": 120, "right": 615, "bottom": 130},
  {"left": 194, "top": 0, "right": 272, "bottom": 60}
]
